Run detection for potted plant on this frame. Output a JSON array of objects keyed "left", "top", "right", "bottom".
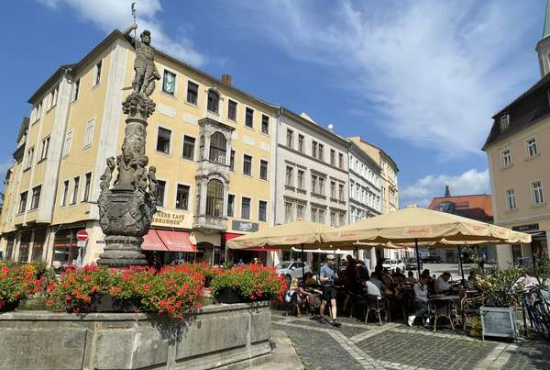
[
  {"left": 211, "top": 264, "right": 287, "bottom": 304},
  {"left": 0, "top": 262, "right": 41, "bottom": 312},
  {"left": 475, "top": 267, "right": 524, "bottom": 341}
]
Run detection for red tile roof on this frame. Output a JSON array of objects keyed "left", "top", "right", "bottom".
[{"left": 428, "top": 194, "right": 493, "bottom": 223}]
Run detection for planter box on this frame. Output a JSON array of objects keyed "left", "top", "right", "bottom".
[
  {"left": 0, "top": 302, "right": 271, "bottom": 370},
  {"left": 480, "top": 306, "right": 517, "bottom": 341},
  {"left": 215, "top": 288, "right": 243, "bottom": 304}
]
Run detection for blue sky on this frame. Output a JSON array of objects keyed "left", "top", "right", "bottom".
[{"left": 1, "top": 0, "right": 545, "bottom": 206}]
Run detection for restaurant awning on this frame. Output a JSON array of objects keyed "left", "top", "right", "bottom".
[
  {"left": 142, "top": 229, "right": 198, "bottom": 252},
  {"left": 157, "top": 230, "right": 198, "bottom": 252}
]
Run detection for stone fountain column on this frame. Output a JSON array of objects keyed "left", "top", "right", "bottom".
[{"left": 96, "top": 24, "right": 161, "bottom": 267}]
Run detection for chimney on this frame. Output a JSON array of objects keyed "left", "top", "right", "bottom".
[{"left": 221, "top": 74, "right": 232, "bottom": 86}]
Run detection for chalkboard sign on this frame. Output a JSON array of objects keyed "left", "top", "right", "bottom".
[{"left": 480, "top": 306, "right": 517, "bottom": 341}]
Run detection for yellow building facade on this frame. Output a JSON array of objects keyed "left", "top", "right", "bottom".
[{"left": 1, "top": 31, "right": 277, "bottom": 266}]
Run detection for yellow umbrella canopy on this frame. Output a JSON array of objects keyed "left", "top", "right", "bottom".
[
  {"left": 321, "top": 207, "right": 532, "bottom": 245},
  {"left": 227, "top": 220, "right": 335, "bottom": 250}
]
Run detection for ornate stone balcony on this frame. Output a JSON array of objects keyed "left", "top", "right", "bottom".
[{"left": 193, "top": 214, "right": 227, "bottom": 233}]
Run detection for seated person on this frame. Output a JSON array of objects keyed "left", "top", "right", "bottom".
[
  {"left": 364, "top": 276, "right": 382, "bottom": 298},
  {"left": 393, "top": 267, "right": 406, "bottom": 280},
  {"left": 465, "top": 271, "right": 478, "bottom": 289},
  {"left": 434, "top": 272, "right": 453, "bottom": 294},
  {"left": 304, "top": 272, "right": 318, "bottom": 289},
  {"left": 382, "top": 273, "right": 395, "bottom": 296},
  {"left": 370, "top": 272, "right": 383, "bottom": 290},
  {"left": 406, "top": 271, "right": 418, "bottom": 284},
  {"left": 407, "top": 275, "right": 430, "bottom": 326}
]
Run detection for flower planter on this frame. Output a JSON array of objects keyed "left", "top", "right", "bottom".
[
  {"left": 18, "top": 295, "right": 47, "bottom": 311},
  {"left": 0, "top": 300, "right": 20, "bottom": 313},
  {"left": 89, "top": 293, "right": 138, "bottom": 313},
  {"left": 215, "top": 287, "right": 242, "bottom": 304},
  {"left": 480, "top": 306, "right": 517, "bottom": 341}
]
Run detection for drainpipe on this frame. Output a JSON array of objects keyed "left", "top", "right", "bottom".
[{"left": 272, "top": 107, "right": 283, "bottom": 265}]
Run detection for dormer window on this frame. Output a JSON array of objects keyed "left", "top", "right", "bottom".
[
  {"left": 500, "top": 114, "right": 510, "bottom": 132},
  {"left": 207, "top": 90, "right": 220, "bottom": 114}
]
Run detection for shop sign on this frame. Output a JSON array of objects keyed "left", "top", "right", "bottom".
[
  {"left": 512, "top": 223, "right": 539, "bottom": 232},
  {"left": 232, "top": 220, "right": 259, "bottom": 232},
  {"left": 152, "top": 211, "right": 186, "bottom": 227}
]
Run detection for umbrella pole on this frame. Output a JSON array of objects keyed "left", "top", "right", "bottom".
[
  {"left": 301, "top": 244, "right": 305, "bottom": 283},
  {"left": 458, "top": 245, "right": 465, "bottom": 283},
  {"left": 415, "top": 238, "right": 421, "bottom": 278}
]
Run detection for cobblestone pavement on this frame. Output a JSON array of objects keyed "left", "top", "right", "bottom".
[{"left": 271, "top": 311, "right": 550, "bottom": 370}]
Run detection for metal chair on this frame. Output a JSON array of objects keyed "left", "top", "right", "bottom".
[
  {"left": 348, "top": 291, "right": 368, "bottom": 320},
  {"left": 365, "top": 294, "right": 391, "bottom": 325}
]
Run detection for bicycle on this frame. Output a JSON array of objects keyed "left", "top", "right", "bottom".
[{"left": 522, "top": 286, "right": 550, "bottom": 341}]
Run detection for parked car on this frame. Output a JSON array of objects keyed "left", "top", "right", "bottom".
[
  {"left": 422, "top": 256, "right": 442, "bottom": 264},
  {"left": 404, "top": 257, "right": 423, "bottom": 271},
  {"left": 276, "top": 260, "right": 312, "bottom": 284},
  {"left": 381, "top": 259, "right": 406, "bottom": 272}
]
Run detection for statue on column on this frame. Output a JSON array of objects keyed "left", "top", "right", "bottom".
[{"left": 97, "top": 18, "right": 159, "bottom": 267}]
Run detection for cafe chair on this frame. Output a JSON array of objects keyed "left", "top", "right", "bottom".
[
  {"left": 429, "top": 299, "right": 455, "bottom": 333},
  {"left": 348, "top": 291, "right": 368, "bottom": 320},
  {"left": 365, "top": 294, "right": 391, "bottom": 325}
]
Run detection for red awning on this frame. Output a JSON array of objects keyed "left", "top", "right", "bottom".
[
  {"left": 157, "top": 230, "right": 198, "bottom": 253},
  {"left": 142, "top": 229, "right": 169, "bottom": 251},
  {"left": 223, "top": 232, "right": 243, "bottom": 241}
]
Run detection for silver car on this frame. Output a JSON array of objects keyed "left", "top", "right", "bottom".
[{"left": 276, "top": 260, "right": 312, "bottom": 283}]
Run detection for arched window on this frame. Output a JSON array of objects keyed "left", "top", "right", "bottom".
[
  {"left": 209, "top": 132, "right": 227, "bottom": 164},
  {"left": 207, "top": 90, "right": 220, "bottom": 114},
  {"left": 206, "top": 179, "right": 224, "bottom": 217}
]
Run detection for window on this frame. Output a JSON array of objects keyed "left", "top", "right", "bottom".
[
  {"left": 286, "top": 129, "right": 294, "bottom": 148},
  {"left": 72, "top": 177, "right": 80, "bottom": 205},
  {"left": 162, "top": 70, "right": 176, "bottom": 95},
  {"left": 260, "top": 160, "right": 268, "bottom": 180},
  {"left": 339, "top": 212, "right": 346, "bottom": 226},
  {"left": 330, "top": 181, "right": 336, "bottom": 199},
  {"left": 18, "top": 192, "right": 28, "bottom": 214},
  {"left": 318, "top": 144, "right": 324, "bottom": 161},
  {"left": 156, "top": 128, "right": 171, "bottom": 154},
  {"left": 209, "top": 132, "right": 227, "bottom": 164},
  {"left": 312, "top": 141, "right": 318, "bottom": 158},
  {"left": 187, "top": 81, "right": 198, "bottom": 105},
  {"left": 259, "top": 201, "right": 267, "bottom": 222},
  {"left": 72, "top": 79, "right": 80, "bottom": 102},
  {"left": 228, "top": 100, "right": 237, "bottom": 121},
  {"left": 261, "top": 115, "right": 269, "bottom": 134},
  {"left": 26, "top": 147, "right": 35, "bottom": 169},
  {"left": 285, "top": 202, "right": 294, "bottom": 223},
  {"left": 526, "top": 137, "right": 538, "bottom": 158},
  {"left": 297, "top": 204, "right": 305, "bottom": 220},
  {"left": 182, "top": 136, "right": 196, "bottom": 160},
  {"left": 318, "top": 209, "right": 325, "bottom": 224},
  {"left": 310, "top": 207, "right": 318, "bottom": 223},
  {"left": 297, "top": 170, "right": 305, "bottom": 190},
  {"left": 245, "top": 108, "right": 254, "bottom": 128},
  {"left": 319, "top": 177, "right": 325, "bottom": 195},
  {"left": 330, "top": 149, "right": 335, "bottom": 165},
  {"left": 500, "top": 114, "right": 510, "bottom": 132},
  {"left": 502, "top": 148, "right": 511, "bottom": 167},
  {"left": 30, "top": 186, "right": 41, "bottom": 210},
  {"left": 330, "top": 212, "right": 337, "bottom": 227},
  {"left": 83, "top": 118, "right": 95, "bottom": 148},
  {"left": 40, "top": 137, "right": 50, "bottom": 160},
  {"left": 230, "top": 150, "right": 235, "bottom": 171},
  {"left": 227, "top": 194, "right": 235, "bottom": 217},
  {"left": 83, "top": 173, "right": 92, "bottom": 202},
  {"left": 32, "top": 102, "right": 42, "bottom": 122},
  {"left": 241, "top": 197, "right": 251, "bottom": 219},
  {"left": 94, "top": 60, "right": 103, "bottom": 86},
  {"left": 176, "top": 184, "right": 190, "bottom": 210},
  {"left": 156, "top": 180, "right": 166, "bottom": 207},
  {"left": 531, "top": 180, "right": 544, "bottom": 205},
  {"left": 339, "top": 184, "right": 344, "bottom": 201},
  {"left": 339, "top": 153, "right": 344, "bottom": 168},
  {"left": 49, "top": 86, "right": 58, "bottom": 109},
  {"left": 62, "top": 131, "right": 73, "bottom": 157},
  {"left": 243, "top": 155, "right": 252, "bottom": 176},
  {"left": 286, "top": 166, "right": 294, "bottom": 187},
  {"left": 298, "top": 134, "right": 304, "bottom": 153},
  {"left": 506, "top": 189, "right": 517, "bottom": 210},
  {"left": 207, "top": 90, "right": 220, "bottom": 113},
  {"left": 311, "top": 175, "right": 318, "bottom": 193},
  {"left": 61, "top": 180, "right": 69, "bottom": 206}
]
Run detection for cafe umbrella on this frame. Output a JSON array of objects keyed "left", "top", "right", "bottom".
[
  {"left": 227, "top": 220, "right": 336, "bottom": 282},
  {"left": 321, "top": 207, "right": 532, "bottom": 277}
]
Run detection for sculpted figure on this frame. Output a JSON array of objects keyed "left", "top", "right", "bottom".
[
  {"left": 123, "top": 23, "right": 160, "bottom": 96},
  {"left": 148, "top": 166, "right": 158, "bottom": 195},
  {"left": 100, "top": 157, "right": 116, "bottom": 191}
]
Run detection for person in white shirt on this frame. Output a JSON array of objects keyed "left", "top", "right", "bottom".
[
  {"left": 408, "top": 275, "right": 430, "bottom": 326},
  {"left": 435, "top": 272, "right": 452, "bottom": 294},
  {"left": 365, "top": 277, "right": 382, "bottom": 298}
]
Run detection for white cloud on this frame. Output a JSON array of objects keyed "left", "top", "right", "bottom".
[
  {"left": 225, "top": 0, "right": 537, "bottom": 159},
  {"left": 36, "top": 0, "right": 205, "bottom": 66},
  {"left": 400, "top": 169, "right": 490, "bottom": 207}
]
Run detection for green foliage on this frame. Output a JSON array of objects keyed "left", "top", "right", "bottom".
[
  {"left": 475, "top": 267, "right": 525, "bottom": 307},
  {"left": 0, "top": 263, "right": 43, "bottom": 309}
]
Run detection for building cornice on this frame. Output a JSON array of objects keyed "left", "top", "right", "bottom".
[
  {"left": 280, "top": 108, "right": 351, "bottom": 147},
  {"left": 277, "top": 143, "right": 348, "bottom": 175}
]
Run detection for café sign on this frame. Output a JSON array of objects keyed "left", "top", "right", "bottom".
[
  {"left": 232, "top": 220, "right": 259, "bottom": 232},
  {"left": 152, "top": 211, "right": 186, "bottom": 227},
  {"left": 512, "top": 223, "right": 539, "bottom": 232}
]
